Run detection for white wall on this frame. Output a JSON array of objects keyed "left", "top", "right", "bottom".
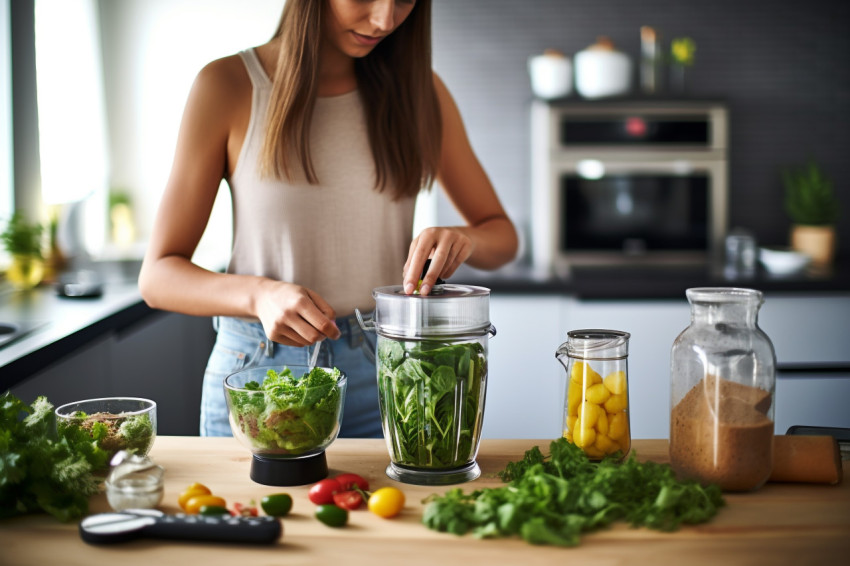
[{"left": 97, "top": 0, "right": 285, "bottom": 267}]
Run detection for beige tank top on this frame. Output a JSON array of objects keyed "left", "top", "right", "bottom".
[{"left": 227, "top": 49, "right": 416, "bottom": 316}]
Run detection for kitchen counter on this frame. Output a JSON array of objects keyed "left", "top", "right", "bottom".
[
  {"left": 1, "top": 437, "right": 847, "bottom": 565},
  {"left": 456, "top": 257, "right": 850, "bottom": 299},
  {"left": 0, "top": 275, "right": 155, "bottom": 389}
]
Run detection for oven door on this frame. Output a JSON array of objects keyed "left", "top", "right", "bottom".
[{"left": 547, "top": 157, "right": 727, "bottom": 270}]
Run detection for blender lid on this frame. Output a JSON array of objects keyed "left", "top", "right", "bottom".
[{"left": 371, "top": 284, "right": 491, "bottom": 338}]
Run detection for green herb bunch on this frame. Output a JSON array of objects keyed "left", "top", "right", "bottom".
[
  {"left": 422, "top": 438, "right": 724, "bottom": 547},
  {"left": 1, "top": 212, "right": 44, "bottom": 259},
  {"left": 0, "top": 392, "right": 105, "bottom": 522},
  {"left": 783, "top": 161, "right": 840, "bottom": 226}
]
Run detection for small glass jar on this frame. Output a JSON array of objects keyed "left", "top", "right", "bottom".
[
  {"left": 105, "top": 451, "right": 164, "bottom": 511},
  {"left": 556, "top": 329, "right": 631, "bottom": 460},
  {"left": 670, "top": 287, "right": 776, "bottom": 492}
]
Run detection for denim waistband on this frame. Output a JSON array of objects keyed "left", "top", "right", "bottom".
[{"left": 213, "top": 312, "right": 373, "bottom": 349}]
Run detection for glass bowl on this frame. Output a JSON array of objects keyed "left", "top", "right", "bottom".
[
  {"left": 55, "top": 397, "right": 157, "bottom": 469},
  {"left": 224, "top": 365, "right": 347, "bottom": 460}
]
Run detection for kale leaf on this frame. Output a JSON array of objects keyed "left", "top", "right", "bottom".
[
  {"left": 423, "top": 437, "right": 725, "bottom": 546},
  {"left": 0, "top": 392, "right": 103, "bottom": 522}
]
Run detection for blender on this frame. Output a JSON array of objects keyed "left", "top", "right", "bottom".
[
  {"left": 357, "top": 283, "right": 495, "bottom": 485},
  {"left": 224, "top": 364, "right": 347, "bottom": 486}
]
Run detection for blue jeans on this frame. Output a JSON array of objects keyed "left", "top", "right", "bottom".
[{"left": 200, "top": 314, "right": 381, "bottom": 438}]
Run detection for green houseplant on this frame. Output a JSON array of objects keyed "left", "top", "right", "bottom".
[
  {"left": 782, "top": 161, "right": 840, "bottom": 267},
  {"left": 2, "top": 212, "right": 45, "bottom": 289}
]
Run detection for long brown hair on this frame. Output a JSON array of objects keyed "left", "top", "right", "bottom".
[{"left": 260, "top": 0, "right": 441, "bottom": 200}]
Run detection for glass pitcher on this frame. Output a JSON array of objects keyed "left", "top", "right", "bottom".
[
  {"left": 670, "top": 287, "right": 776, "bottom": 492},
  {"left": 556, "top": 329, "right": 631, "bottom": 460}
]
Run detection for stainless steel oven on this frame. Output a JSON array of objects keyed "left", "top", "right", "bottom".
[{"left": 530, "top": 100, "right": 728, "bottom": 275}]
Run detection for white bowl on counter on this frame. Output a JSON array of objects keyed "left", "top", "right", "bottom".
[{"left": 759, "top": 246, "right": 811, "bottom": 275}]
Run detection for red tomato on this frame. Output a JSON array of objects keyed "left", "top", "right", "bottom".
[
  {"left": 308, "top": 478, "right": 342, "bottom": 505},
  {"left": 231, "top": 501, "right": 258, "bottom": 517},
  {"left": 332, "top": 490, "right": 364, "bottom": 510},
  {"left": 334, "top": 473, "right": 369, "bottom": 492}
]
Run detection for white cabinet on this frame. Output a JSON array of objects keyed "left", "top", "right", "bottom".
[
  {"left": 486, "top": 292, "right": 850, "bottom": 441},
  {"left": 559, "top": 297, "right": 691, "bottom": 440},
  {"left": 482, "top": 296, "right": 564, "bottom": 439}
]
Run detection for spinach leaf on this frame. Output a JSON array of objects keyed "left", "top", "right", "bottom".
[
  {"left": 377, "top": 337, "right": 485, "bottom": 469},
  {"left": 422, "top": 437, "right": 725, "bottom": 546}
]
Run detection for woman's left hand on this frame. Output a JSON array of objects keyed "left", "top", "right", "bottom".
[{"left": 403, "top": 226, "right": 473, "bottom": 295}]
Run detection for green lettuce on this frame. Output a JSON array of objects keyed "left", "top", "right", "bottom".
[{"left": 228, "top": 367, "right": 343, "bottom": 455}]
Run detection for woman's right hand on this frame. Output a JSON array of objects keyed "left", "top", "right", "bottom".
[{"left": 254, "top": 280, "right": 341, "bottom": 347}]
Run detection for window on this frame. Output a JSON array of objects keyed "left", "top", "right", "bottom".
[{"left": 0, "top": 0, "right": 12, "bottom": 224}]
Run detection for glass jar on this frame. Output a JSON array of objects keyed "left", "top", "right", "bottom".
[
  {"left": 670, "top": 287, "right": 776, "bottom": 492},
  {"left": 356, "top": 284, "right": 495, "bottom": 485},
  {"left": 556, "top": 329, "right": 631, "bottom": 460}
]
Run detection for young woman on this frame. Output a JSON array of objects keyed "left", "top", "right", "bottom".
[{"left": 139, "top": 0, "right": 518, "bottom": 438}]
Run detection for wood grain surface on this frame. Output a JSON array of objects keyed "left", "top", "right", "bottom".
[{"left": 1, "top": 437, "right": 848, "bottom": 565}]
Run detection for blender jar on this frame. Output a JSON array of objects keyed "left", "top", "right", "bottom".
[
  {"left": 670, "top": 287, "right": 776, "bottom": 492},
  {"left": 357, "top": 284, "right": 495, "bottom": 485},
  {"left": 556, "top": 329, "right": 631, "bottom": 460}
]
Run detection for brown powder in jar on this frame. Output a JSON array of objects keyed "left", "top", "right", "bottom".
[{"left": 670, "top": 374, "right": 774, "bottom": 492}]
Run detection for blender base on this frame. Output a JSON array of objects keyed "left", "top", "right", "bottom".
[
  {"left": 250, "top": 452, "right": 328, "bottom": 486},
  {"left": 385, "top": 461, "right": 481, "bottom": 486}
]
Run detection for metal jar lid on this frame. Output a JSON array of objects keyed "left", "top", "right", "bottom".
[{"left": 367, "top": 284, "right": 493, "bottom": 339}]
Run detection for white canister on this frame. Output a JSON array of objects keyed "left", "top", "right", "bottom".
[
  {"left": 528, "top": 49, "right": 572, "bottom": 100},
  {"left": 574, "top": 37, "right": 633, "bottom": 99}
]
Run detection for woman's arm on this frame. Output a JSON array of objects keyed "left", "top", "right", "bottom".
[
  {"left": 403, "top": 73, "right": 519, "bottom": 295},
  {"left": 138, "top": 57, "right": 340, "bottom": 346}
]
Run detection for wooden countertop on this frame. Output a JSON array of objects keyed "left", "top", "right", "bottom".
[{"left": 1, "top": 437, "right": 848, "bottom": 565}]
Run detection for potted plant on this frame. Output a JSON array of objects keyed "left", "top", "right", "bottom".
[
  {"left": 783, "top": 161, "right": 840, "bottom": 267},
  {"left": 1, "top": 212, "right": 45, "bottom": 290}
]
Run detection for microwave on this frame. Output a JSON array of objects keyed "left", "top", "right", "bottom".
[{"left": 530, "top": 100, "right": 729, "bottom": 275}]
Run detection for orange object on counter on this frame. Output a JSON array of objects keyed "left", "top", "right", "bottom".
[{"left": 770, "top": 435, "right": 842, "bottom": 485}]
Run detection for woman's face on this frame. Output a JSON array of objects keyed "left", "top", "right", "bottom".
[{"left": 323, "top": 0, "right": 417, "bottom": 58}]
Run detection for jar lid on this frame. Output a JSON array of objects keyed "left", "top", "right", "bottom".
[
  {"left": 371, "top": 284, "right": 491, "bottom": 338},
  {"left": 562, "top": 329, "right": 630, "bottom": 360}
]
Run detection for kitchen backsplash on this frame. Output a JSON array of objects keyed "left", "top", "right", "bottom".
[{"left": 431, "top": 0, "right": 850, "bottom": 261}]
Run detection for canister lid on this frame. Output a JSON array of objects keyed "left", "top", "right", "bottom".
[
  {"left": 371, "top": 284, "right": 491, "bottom": 338},
  {"left": 563, "top": 329, "right": 630, "bottom": 360}
]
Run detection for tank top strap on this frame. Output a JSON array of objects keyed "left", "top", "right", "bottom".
[{"left": 238, "top": 48, "right": 271, "bottom": 89}]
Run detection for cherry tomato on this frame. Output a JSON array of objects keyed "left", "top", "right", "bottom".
[
  {"left": 368, "top": 487, "right": 405, "bottom": 518},
  {"left": 261, "top": 494, "right": 293, "bottom": 517},
  {"left": 334, "top": 473, "right": 369, "bottom": 492},
  {"left": 184, "top": 494, "right": 227, "bottom": 515},
  {"left": 199, "top": 505, "right": 231, "bottom": 516},
  {"left": 308, "top": 478, "right": 341, "bottom": 505},
  {"left": 178, "top": 484, "right": 212, "bottom": 510},
  {"left": 231, "top": 501, "right": 259, "bottom": 517},
  {"left": 315, "top": 504, "right": 348, "bottom": 528},
  {"left": 332, "top": 490, "right": 363, "bottom": 510}
]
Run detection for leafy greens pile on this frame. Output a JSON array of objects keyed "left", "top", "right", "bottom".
[
  {"left": 423, "top": 438, "right": 725, "bottom": 546},
  {"left": 56, "top": 410, "right": 154, "bottom": 469},
  {"left": 0, "top": 392, "right": 104, "bottom": 522},
  {"left": 228, "top": 366, "right": 343, "bottom": 454},
  {"left": 377, "top": 338, "right": 485, "bottom": 469}
]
